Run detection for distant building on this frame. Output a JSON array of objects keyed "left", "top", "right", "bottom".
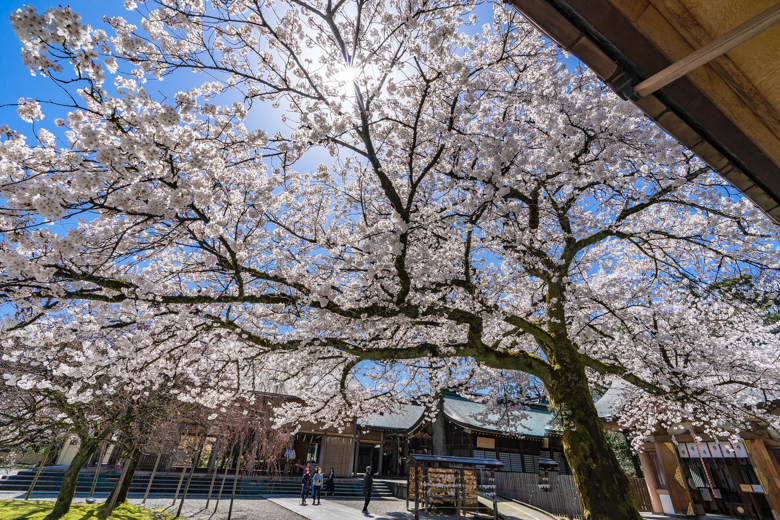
[{"left": 286, "top": 392, "right": 570, "bottom": 479}]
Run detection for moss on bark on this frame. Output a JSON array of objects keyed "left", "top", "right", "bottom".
[
  {"left": 44, "top": 439, "right": 98, "bottom": 520},
  {"left": 547, "top": 346, "right": 641, "bottom": 520}
]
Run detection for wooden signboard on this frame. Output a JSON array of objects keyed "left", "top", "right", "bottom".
[
  {"left": 476, "top": 437, "right": 495, "bottom": 450},
  {"left": 408, "top": 467, "right": 478, "bottom": 507}
]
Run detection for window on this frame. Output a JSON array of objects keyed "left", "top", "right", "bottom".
[
  {"left": 306, "top": 443, "right": 319, "bottom": 463},
  {"left": 649, "top": 452, "right": 667, "bottom": 489}
]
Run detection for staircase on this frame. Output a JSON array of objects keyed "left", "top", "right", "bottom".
[{"left": 0, "top": 469, "right": 393, "bottom": 498}]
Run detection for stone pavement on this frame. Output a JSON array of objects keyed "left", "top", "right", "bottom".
[
  {"left": 268, "top": 496, "right": 408, "bottom": 520},
  {"left": 476, "top": 495, "right": 557, "bottom": 520}
]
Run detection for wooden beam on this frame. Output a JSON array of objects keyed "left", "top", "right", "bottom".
[
  {"left": 653, "top": 442, "right": 694, "bottom": 515},
  {"left": 633, "top": 2, "right": 780, "bottom": 98},
  {"left": 744, "top": 439, "right": 780, "bottom": 519},
  {"left": 646, "top": 0, "right": 780, "bottom": 140}
]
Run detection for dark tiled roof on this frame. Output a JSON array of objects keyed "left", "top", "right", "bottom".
[
  {"left": 359, "top": 403, "right": 426, "bottom": 432},
  {"left": 442, "top": 394, "right": 554, "bottom": 437},
  {"left": 594, "top": 381, "right": 630, "bottom": 419}
]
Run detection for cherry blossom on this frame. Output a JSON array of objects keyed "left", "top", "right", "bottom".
[{"left": 2, "top": 1, "right": 779, "bottom": 518}]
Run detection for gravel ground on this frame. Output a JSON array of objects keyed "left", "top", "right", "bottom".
[
  {"left": 0, "top": 494, "right": 305, "bottom": 520},
  {"left": 132, "top": 497, "right": 305, "bottom": 520}
]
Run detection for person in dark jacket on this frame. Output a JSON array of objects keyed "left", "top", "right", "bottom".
[
  {"left": 300, "top": 467, "right": 312, "bottom": 505},
  {"left": 325, "top": 467, "right": 335, "bottom": 496},
  {"left": 362, "top": 466, "right": 373, "bottom": 515}
]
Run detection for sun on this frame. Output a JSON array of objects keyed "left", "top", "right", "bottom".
[{"left": 335, "top": 64, "right": 358, "bottom": 86}]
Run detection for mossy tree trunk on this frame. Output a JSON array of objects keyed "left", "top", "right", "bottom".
[
  {"left": 547, "top": 344, "right": 641, "bottom": 520},
  {"left": 45, "top": 438, "right": 99, "bottom": 520}
]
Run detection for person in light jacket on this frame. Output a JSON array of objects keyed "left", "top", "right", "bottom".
[
  {"left": 300, "top": 467, "right": 312, "bottom": 505},
  {"left": 362, "top": 466, "right": 373, "bottom": 515},
  {"left": 312, "top": 466, "right": 323, "bottom": 505},
  {"left": 325, "top": 467, "right": 335, "bottom": 496}
]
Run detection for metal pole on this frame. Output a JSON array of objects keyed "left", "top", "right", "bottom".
[
  {"left": 142, "top": 453, "right": 161, "bottom": 505},
  {"left": 214, "top": 443, "right": 235, "bottom": 511},
  {"left": 88, "top": 443, "right": 107, "bottom": 499},
  {"left": 25, "top": 443, "right": 54, "bottom": 500},
  {"left": 205, "top": 441, "right": 223, "bottom": 508},
  {"left": 171, "top": 452, "right": 188, "bottom": 507},
  {"left": 177, "top": 435, "right": 205, "bottom": 518},
  {"left": 103, "top": 457, "right": 131, "bottom": 520},
  {"left": 227, "top": 432, "right": 246, "bottom": 520}
]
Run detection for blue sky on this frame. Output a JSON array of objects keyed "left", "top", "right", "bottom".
[{"left": 0, "top": 0, "right": 581, "bottom": 129}]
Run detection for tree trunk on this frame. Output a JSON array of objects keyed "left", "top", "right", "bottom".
[
  {"left": 432, "top": 396, "right": 446, "bottom": 456},
  {"left": 45, "top": 439, "right": 99, "bottom": 520},
  {"left": 547, "top": 356, "right": 641, "bottom": 520},
  {"left": 112, "top": 447, "right": 141, "bottom": 505}
]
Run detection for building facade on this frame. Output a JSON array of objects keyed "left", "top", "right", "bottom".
[{"left": 597, "top": 384, "right": 780, "bottom": 519}]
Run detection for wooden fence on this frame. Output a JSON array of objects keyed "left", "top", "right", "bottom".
[
  {"left": 494, "top": 472, "right": 584, "bottom": 519},
  {"left": 629, "top": 477, "right": 653, "bottom": 512},
  {"left": 495, "top": 472, "right": 654, "bottom": 518}
]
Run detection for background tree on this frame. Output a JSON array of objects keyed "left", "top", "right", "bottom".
[
  {"left": 0, "top": 331, "right": 231, "bottom": 520},
  {"left": 2, "top": 2, "right": 780, "bottom": 519}
]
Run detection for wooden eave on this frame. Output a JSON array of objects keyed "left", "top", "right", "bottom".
[{"left": 506, "top": 0, "right": 780, "bottom": 224}]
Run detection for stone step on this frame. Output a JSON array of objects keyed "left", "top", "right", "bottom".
[{"left": 0, "top": 469, "right": 393, "bottom": 498}]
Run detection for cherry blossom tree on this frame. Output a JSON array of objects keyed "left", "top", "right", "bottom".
[{"left": 2, "top": 1, "right": 780, "bottom": 519}]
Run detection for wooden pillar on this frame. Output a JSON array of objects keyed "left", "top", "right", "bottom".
[
  {"left": 353, "top": 429, "right": 361, "bottom": 476},
  {"left": 347, "top": 423, "right": 357, "bottom": 477},
  {"left": 491, "top": 468, "right": 497, "bottom": 520},
  {"left": 414, "top": 462, "right": 420, "bottom": 520},
  {"left": 744, "top": 439, "right": 780, "bottom": 519},
  {"left": 396, "top": 436, "right": 401, "bottom": 477},
  {"left": 404, "top": 438, "right": 410, "bottom": 476},
  {"left": 654, "top": 442, "right": 694, "bottom": 515},
  {"left": 424, "top": 467, "right": 429, "bottom": 514},
  {"left": 378, "top": 431, "right": 384, "bottom": 476},
  {"left": 638, "top": 451, "right": 664, "bottom": 513},
  {"left": 319, "top": 430, "right": 328, "bottom": 469},
  {"left": 459, "top": 468, "right": 466, "bottom": 516}
]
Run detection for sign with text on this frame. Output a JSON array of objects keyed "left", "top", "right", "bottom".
[{"left": 476, "top": 437, "right": 495, "bottom": 450}]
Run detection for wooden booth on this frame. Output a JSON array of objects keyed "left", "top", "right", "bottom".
[{"left": 407, "top": 453, "right": 504, "bottom": 520}]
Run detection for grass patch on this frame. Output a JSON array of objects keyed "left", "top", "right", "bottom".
[{"left": 0, "top": 500, "right": 175, "bottom": 520}]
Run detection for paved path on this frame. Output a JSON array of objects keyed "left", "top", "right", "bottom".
[
  {"left": 477, "top": 496, "right": 557, "bottom": 520},
  {"left": 268, "top": 496, "right": 384, "bottom": 520}
]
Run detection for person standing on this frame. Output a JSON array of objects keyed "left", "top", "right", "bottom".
[
  {"left": 325, "top": 467, "right": 335, "bottom": 496},
  {"left": 362, "top": 466, "right": 373, "bottom": 515},
  {"left": 312, "top": 466, "right": 323, "bottom": 505},
  {"left": 300, "top": 467, "right": 312, "bottom": 505}
]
